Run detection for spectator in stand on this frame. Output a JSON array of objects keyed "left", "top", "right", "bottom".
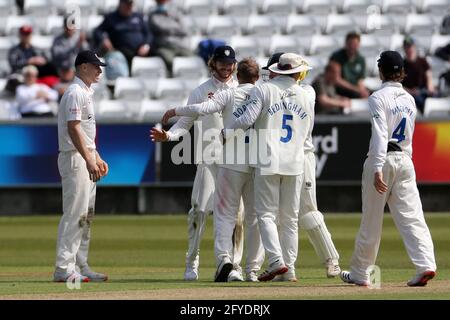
[
  {"left": 312, "top": 61, "right": 352, "bottom": 114},
  {"left": 8, "top": 25, "right": 56, "bottom": 77},
  {"left": 94, "top": 0, "right": 152, "bottom": 71},
  {"left": 53, "top": 60, "right": 76, "bottom": 99},
  {"left": 330, "top": 32, "right": 369, "bottom": 99},
  {"left": 51, "top": 15, "right": 89, "bottom": 69},
  {"left": 402, "top": 36, "right": 436, "bottom": 114},
  {"left": 15, "top": 65, "right": 58, "bottom": 118},
  {"left": 148, "top": 0, "right": 193, "bottom": 73},
  {"left": 435, "top": 43, "right": 450, "bottom": 97}
]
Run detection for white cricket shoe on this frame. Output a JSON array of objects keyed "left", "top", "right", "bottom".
[
  {"left": 258, "top": 259, "right": 288, "bottom": 282},
  {"left": 340, "top": 270, "right": 369, "bottom": 287},
  {"left": 228, "top": 269, "right": 244, "bottom": 282},
  {"left": 214, "top": 258, "right": 233, "bottom": 282},
  {"left": 407, "top": 270, "right": 436, "bottom": 287},
  {"left": 273, "top": 272, "right": 298, "bottom": 282},
  {"left": 245, "top": 271, "right": 259, "bottom": 282},
  {"left": 184, "top": 256, "right": 199, "bottom": 281},
  {"left": 326, "top": 259, "right": 341, "bottom": 278},
  {"left": 53, "top": 269, "right": 90, "bottom": 283},
  {"left": 80, "top": 266, "right": 108, "bottom": 282}
]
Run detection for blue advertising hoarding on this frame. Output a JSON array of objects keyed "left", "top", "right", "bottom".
[{"left": 0, "top": 123, "right": 155, "bottom": 186}]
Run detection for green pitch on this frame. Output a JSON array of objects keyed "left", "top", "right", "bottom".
[{"left": 0, "top": 213, "right": 449, "bottom": 299}]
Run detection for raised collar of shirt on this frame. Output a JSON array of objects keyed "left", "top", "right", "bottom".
[
  {"left": 237, "top": 83, "right": 254, "bottom": 89},
  {"left": 381, "top": 81, "right": 403, "bottom": 89},
  {"left": 212, "top": 76, "right": 235, "bottom": 89},
  {"left": 272, "top": 75, "right": 297, "bottom": 85},
  {"left": 73, "top": 76, "right": 94, "bottom": 95}
]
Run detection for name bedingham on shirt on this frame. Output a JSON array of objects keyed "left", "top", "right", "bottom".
[
  {"left": 229, "top": 76, "right": 315, "bottom": 175},
  {"left": 58, "top": 77, "right": 96, "bottom": 152},
  {"left": 367, "top": 81, "right": 416, "bottom": 172}
]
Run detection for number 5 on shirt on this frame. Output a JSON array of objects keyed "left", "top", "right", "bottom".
[{"left": 280, "top": 114, "right": 293, "bottom": 143}]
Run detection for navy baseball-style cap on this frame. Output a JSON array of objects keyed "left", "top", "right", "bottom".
[
  {"left": 213, "top": 45, "right": 237, "bottom": 63},
  {"left": 263, "top": 52, "right": 284, "bottom": 70},
  {"left": 377, "top": 50, "right": 403, "bottom": 75},
  {"left": 75, "top": 50, "right": 107, "bottom": 67}
]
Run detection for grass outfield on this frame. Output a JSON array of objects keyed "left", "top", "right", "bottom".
[{"left": 0, "top": 213, "right": 449, "bottom": 300}]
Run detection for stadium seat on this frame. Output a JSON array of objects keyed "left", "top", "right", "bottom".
[
  {"left": 301, "top": 0, "right": 337, "bottom": 14},
  {"left": 325, "top": 14, "right": 358, "bottom": 35},
  {"left": 206, "top": 15, "right": 239, "bottom": 38},
  {"left": 60, "top": 0, "right": 98, "bottom": 16},
  {"left": 309, "top": 34, "right": 338, "bottom": 55},
  {"left": 405, "top": 13, "right": 437, "bottom": 35},
  {"left": 359, "top": 14, "right": 398, "bottom": 35},
  {"left": 381, "top": 0, "right": 414, "bottom": 14},
  {"left": 114, "top": 77, "right": 147, "bottom": 101},
  {"left": 246, "top": 15, "right": 278, "bottom": 36},
  {"left": 365, "top": 54, "right": 380, "bottom": 77},
  {"left": 260, "top": 0, "right": 294, "bottom": 15},
  {"left": 0, "top": 37, "right": 12, "bottom": 61},
  {"left": 230, "top": 35, "right": 261, "bottom": 59},
  {"left": 101, "top": 0, "right": 120, "bottom": 14},
  {"left": 0, "top": 0, "right": 17, "bottom": 17},
  {"left": 359, "top": 34, "right": 383, "bottom": 57},
  {"left": 172, "top": 56, "right": 208, "bottom": 79},
  {"left": 97, "top": 100, "right": 133, "bottom": 120},
  {"left": 131, "top": 56, "right": 167, "bottom": 79},
  {"left": 44, "top": 15, "right": 64, "bottom": 35},
  {"left": 419, "top": 0, "right": 450, "bottom": 13},
  {"left": 24, "top": 0, "right": 56, "bottom": 16},
  {"left": 423, "top": 97, "right": 450, "bottom": 117},
  {"left": 0, "top": 60, "right": 10, "bottom": 77},
  {"left": 347, "top": 98, "right": 371, "bottom": 117},
  {"left": 430, "top": 34, "right": 450, "bottom": 55},
  {"left": 303, "top": 54, "right": 327, "bottom": 84},
  {"left": 138, "top": 99, "right": 169, "bottom": 122},
  {"left": 389, "top": 33, "right": 405, "bottom": 51},
  {"left": 85, "top": 15, "right": 104, "bottom": 37},
  {"left": 285, "top": 14, "right": 320, "bottom": 35},
  {"left": 222, "top": 0, "right": 255, "bottom": 16},
  {"left": 269, "top": 35, "right": 301, "bottom": 56},
  {"left": 5, "top": 16, "right": 36, "bottom": 36},
  {"left": 154, "top": 78, "right": 187, "bottom": 101},
  {"left": 184, "top": 0, "right": 218, "bottom": 16},
  {"left": 30, "top": 35, "right": 54, "bottom": 55},
  {"left": 341, "top": 0, "right": 374, "bottom": 13}
]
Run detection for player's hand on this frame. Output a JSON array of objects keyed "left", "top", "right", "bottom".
[
  {"left": 161, "top": 109, "right": 176, "bottom": 125},
  {"left": 150, "top": 127, "right": 169, "bottom": 142},
  {"left": 97, "top": 158, "right": 109, "bottom": 177},
  {"left": 102, "top": 38, "right": 114, "bottom": 52},
  {"left": 86, "top": 158, "right": 101, "bottom": 182},
  {"left": 374, "top": 172, "right": 388, "bottom": 194},
  {"left": 137, "top": 44, "right": 150, "bottom": 56}
]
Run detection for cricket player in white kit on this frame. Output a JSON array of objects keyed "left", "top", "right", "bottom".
[
  {"left": 224, "top": 53, "right": 314, "bottom": 281},
  {"left": 341, "top": 51, "right": 436, "bottom": 287},
  {"left": 161, "top": 58, "right": 265, "bottom": 282},
  {"left": 54, "top": 50, "right": 109, "bottom": 283},
  {"left": 150, "top": 46, "right": 244, "bottom": 281},
  {"left": 262, "top": 53, "right": 341, "bottom": 280}
]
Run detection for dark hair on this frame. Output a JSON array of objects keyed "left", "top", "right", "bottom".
[
  {"left": 345, "top": 31, "right": 361, "bottom": 42},
  {"left": 381, "top": 68, "right": 406, "bottom": 82},
  {"left": 237, "top": 58, "right": 259, "bottom": 83}
]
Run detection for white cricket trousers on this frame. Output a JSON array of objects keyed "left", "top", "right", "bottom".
[
  {"left": 350, "top": 152, "right": 436, "bottom": 281},
  {"left": 254, "top": 169, "right": 303, "bottom": 271},
  {"left": 214, "top": 167, "right": 264, "bottom": 274},
  {"left": 299, "top": 152, "right": 318, "bottom": 215},
  {"left": 56, "top": 150, "right": 96, "bottom": 273},
  {"left": 186, "top": 163, "right": 244, "bottom": 267}
]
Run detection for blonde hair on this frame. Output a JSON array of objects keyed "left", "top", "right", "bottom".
[
  {"left": 22, "top": 65, "right": 38, "bottom": 76},
  {"left": 207, "top": 57, "right": 237, "bottom": 75}
]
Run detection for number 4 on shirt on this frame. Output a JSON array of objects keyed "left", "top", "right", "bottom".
[{"left": 392, "top": 117, "right": 406, "bottom": 143}]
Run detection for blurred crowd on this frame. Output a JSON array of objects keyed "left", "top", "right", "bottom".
[{"left": 2, "top": 0, "right": 450, "bottom": 118}]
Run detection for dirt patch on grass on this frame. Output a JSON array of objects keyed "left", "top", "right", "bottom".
[{"left": 1, "top": 280, "right": 449, "bottom": 300}]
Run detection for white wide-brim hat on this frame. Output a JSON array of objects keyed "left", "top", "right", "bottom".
[{"left": 268, "top": 53, "right": 313, "bottom": 75}]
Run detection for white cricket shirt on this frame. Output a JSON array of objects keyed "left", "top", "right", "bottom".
[
  {"left": 367, "top": 81, "right": 417, "bottom": 172},
  {"left": 227, "top": 75, "right": 315, "bottom": 176},
  {"left": 58, "top": 76, "right": 96, "bottom": 152},
  {"left": 175, "top": 83, "right": 254, "bottom": 173}
]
